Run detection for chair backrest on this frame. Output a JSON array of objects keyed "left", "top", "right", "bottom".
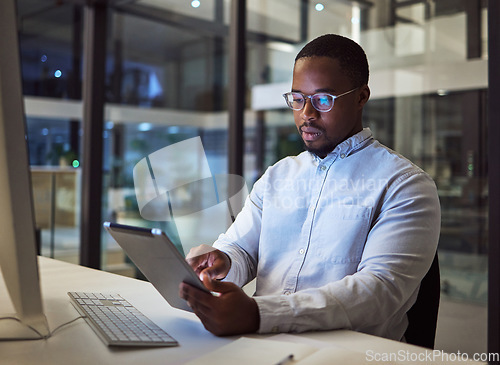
[{"left": 404, "top": 252, "right": 440, "bottom": 349}]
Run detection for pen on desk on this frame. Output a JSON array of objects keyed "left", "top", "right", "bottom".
[{"left": 274, "top": 354, "right": 294, "bottom": 365}]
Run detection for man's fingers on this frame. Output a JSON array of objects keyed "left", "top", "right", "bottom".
[
  {"left": 179, "top": 279, "right": 260, "bottom": 336},
  {"left": 201, "top": 273, "right": 238, "bottom": 294},
  {"left": 180, "top": 281, "right": 228, "bottom": 336},
  {"left": 180, "top": 282, "right": 214, "bottom": 314},
  {"left": 200, "top": 265, "right": 225, "bottom": 280},
  {"left": 185, "top": 247, "right": 230, "bottom": 280}
]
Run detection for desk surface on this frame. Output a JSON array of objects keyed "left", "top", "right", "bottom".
[{"left": 0, "top": 257, "right": 484, "bottom": 364}]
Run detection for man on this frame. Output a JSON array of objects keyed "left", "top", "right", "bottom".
[{"left": 179, "top": 34, "right": 440, "bottom": 341}]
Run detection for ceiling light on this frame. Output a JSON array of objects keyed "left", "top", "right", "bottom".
[
  {"left": 138, "top": 123, "right": 153, "bottom": 132},
  {"left": 268, "top": 41, "right": 296, "bottom": 53}
]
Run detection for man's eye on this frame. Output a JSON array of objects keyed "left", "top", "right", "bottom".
[{"left": 315, "top": 95, "right": 331, "bottom": 105}]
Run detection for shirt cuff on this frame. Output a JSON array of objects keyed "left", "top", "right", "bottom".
[
  {"left": 253, "top": 295, "right": 294, "bottom": 334},
  {"left": 222, "top": 261, "right": 239, "bottom": 283},
  {"left": 213, "top": 245, "right": 249, "bottom": 287}
]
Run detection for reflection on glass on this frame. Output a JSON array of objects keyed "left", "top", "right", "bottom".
[
  {"left": 364, "top": 91, "right": 488, "bottom": 305},
  {"left": 102, "top": 123, "right": 236, "bottom": 274},
  {"left": 26, "top": 117, "right": 81, "bottom": 264}
]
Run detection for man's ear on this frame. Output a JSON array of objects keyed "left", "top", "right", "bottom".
[{"left": 358, "top": 84, "right": 370, "bottom": 109}]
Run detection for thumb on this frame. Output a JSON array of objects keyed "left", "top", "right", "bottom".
[
  {"left": 201, "top": 273, "right": 237, "bottom": 294},
  {"left": 200, "top": 262, "right": 228, "bottom": 280},
  {"left": 201, "top": 265, "right": 222, "bottom": 280}
]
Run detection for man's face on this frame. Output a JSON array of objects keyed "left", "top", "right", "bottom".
[{"left": 291, "top": 56, "right": 369, "bottom": 158}]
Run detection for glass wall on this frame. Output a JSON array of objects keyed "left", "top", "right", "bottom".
[
  {"left": 17, "top": 0, "right": 489, "bottom": 354},
  {"left": 18, "top": 0, "right": 234, "bottom": 272}
]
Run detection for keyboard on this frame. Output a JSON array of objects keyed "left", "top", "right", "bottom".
[{"left": 68, "top": 292, "right": 178, "bottom": 347}]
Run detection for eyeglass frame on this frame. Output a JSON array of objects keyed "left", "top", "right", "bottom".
[{"left": 282, "top": 87, "right": 359, "bottom": 113}]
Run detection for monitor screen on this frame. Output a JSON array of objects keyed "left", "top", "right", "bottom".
[{"left": 0, "top": 0, "right": 49, "bottom": 339}]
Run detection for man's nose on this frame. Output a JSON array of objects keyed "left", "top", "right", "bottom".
[{"left": 301, "top": 97, "right": 319, "bottom": 120}]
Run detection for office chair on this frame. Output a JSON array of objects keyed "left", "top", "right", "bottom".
[{"left": 404, "top": 252, "right": 440, "bottom": 349}]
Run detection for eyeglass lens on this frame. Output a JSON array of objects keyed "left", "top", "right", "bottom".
[
  {"left": 312, "top": 94, "right": 333, "bottom": 110},
  {"left": 285, "top": 93, "right": 335, "bottom": 111}
]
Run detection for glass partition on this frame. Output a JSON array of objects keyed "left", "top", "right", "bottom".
[
  {"left": 18, "top": 1, "right": 82, "bottom": 100},
  {"left": 26, "top": 117, "right": 81, "bottom": 263}
]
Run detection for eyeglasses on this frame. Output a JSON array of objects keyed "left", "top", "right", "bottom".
[{"left": 282, "top": 87, "right": 358, "bottom": 112}]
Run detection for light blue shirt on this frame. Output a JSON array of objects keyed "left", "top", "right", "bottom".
[{"left": 213, "top": 128, "right": 441, "bottom": 341}]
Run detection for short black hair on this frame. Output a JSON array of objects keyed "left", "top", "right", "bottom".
[{"left": 295, "top": 34, "right": 369, "bottom": 87}]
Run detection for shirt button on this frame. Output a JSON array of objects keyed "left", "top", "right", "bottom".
[
  {"left": 299, "top": 248, "right": 305, "bottom": 255},
  {"left": 284, "top": 291, "right": 291, "bottom": 296},
  {"left": 340, "top": 153, "right": 346, "bottom": 159},
  {"left": 320, "top": 165, "right": 326, "bottom": 171}
]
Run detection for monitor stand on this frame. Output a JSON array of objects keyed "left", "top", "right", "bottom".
[{"left": 0, "top": 314, "right": 50, "bottom": 340}]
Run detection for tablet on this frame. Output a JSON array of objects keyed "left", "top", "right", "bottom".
[{"left": 103, "top": 222, "right": 209, "bottom": 311}]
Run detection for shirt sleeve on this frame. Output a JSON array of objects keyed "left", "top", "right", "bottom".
[
  {"left": 253, "top": 170, "right": 441, "bottom": 339},
  {"left": 212, "top": 174, "right": 266, "bottom": 287}
]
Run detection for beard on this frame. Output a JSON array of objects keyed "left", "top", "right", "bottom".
[
  {"left": 299, "top": 122, "right": 336, "bottom": 158},
  {"left": 303, "top": 140, "right": 336, "bottom": 158}
]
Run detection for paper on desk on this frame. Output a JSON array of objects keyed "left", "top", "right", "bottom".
[
  {"left": 297, "top": 347, "right": 398, "bottom": 365},
  {"left": 186, "top": 337, "right": 317, "bottom": 365}
]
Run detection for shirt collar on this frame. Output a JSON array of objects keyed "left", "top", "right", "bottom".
[{"left": 311, "top": 127, "right": 373, "bottom": 162}]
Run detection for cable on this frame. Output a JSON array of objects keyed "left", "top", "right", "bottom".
[
  {"left": 50, "top": 315, "right": 86, "bottom": 336},
  {"left": 0, "top": 316, "right": 45, "bottom": 340},
  {"left": 0, "top": 315, "right": 86, "bottom": 341}
]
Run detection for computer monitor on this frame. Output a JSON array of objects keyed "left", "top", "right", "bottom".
[{"left": 0, "top": 0, "right": 50, "bottom": 339}]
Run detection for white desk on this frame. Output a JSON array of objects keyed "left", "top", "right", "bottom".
[{"left": 0, "top": 257, "right": 484, "bottom": 364}]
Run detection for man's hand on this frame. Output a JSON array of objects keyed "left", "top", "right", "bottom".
[
  {"left": 179, "top": 274, "right": 260, "bottom": 336},
  {"left": 186, "top": 245, "right": 231, "bottom": 280}
]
